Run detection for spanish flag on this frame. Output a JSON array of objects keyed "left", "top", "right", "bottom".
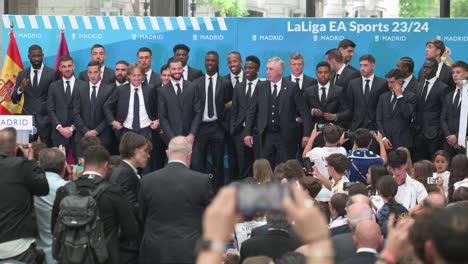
[{"left": 0, "top": 30, "right": 24, "bottom": 115}]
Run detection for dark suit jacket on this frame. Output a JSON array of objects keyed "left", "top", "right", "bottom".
[
  {"left": 285, "top": 74, "right": 318, "bottom": 91},
  {"left": 418, "top": 63, "right": 455, "bottom": 89},
  {"left": 332, "top": 232, "right": 356, "bottom": 264},
  {"left": 194, "top": 74, "right": 232, "bottom": 125},
  {"left": 0, "top": 152, "right": 49, "bottom": 243},
  {"left": 240, "top": 229, "right": 302, "bottom": 263},
  {"left": 376, "top": 89, "right": 417, "bottom": 148},
  {"left": 414, "top": 79, "right": 451, "bottom": 139},
  {"left": 230, "top": 80, "right": 261, "bottom": 136},
  {"left": 73, "top": 82, "right": 114, "bottom": 146},
  {"left": 250, "top": 224, "right": 302, "bottom": 243},
  {"left": 303, "top": 83, "right": 350, "bottom": 127},
  {"left": 186, "top": 65, "right": 204, "bottom": 81},
  {"left": 146, "top": 70, "right": 162, "bottom": 88},
  {"left": 48, "top": 79, "right": 86, "bottom": 128},
  {"left": 342, "top": 251, "right": 377, "bottom": 264},
  {"left": 441, "top": 89, "right": 466, "bottom": 138},
  {"left": 332, "top": 65, "right": 361, "bottom": 89},
  {"left": 138, "top": 162, "right": 213, "bottom": 264},
  {"left": 109, "top": 161, "right": 140, "bottom": 216},
  {"left": 404, "top": 75, "right": 418, "bottom": 94},
  {"left": 12, "top": 66, "right": 60, "bottom": 125},
  {"left": 52, "top": 175, "right": 139, "bottom": 264},
  {"left": 103, "top": 83, "right": 158, "bottom": 126},
  {"left": 347, "top": 76, "right": 387, "bottom": 130},
  {"left": 79, "top": 66, "right": 116, "bottom": 85},
  {"left": 158, "top": 81, "right": 202, "bottom": 142},
  {"left": 330, "top": 224, "right": 351, "bottom": 237},
  {"left": 245, "top": 79, "right": 312, "bottom": 145}
]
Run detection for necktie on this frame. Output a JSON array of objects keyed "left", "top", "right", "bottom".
[
  {"left": 422, "top": 81, "right": 430, "bottom": 102},
  {"left": 364, "top": 79, "right": 370, "bottom": 101},
  {"left": 234, "top": 76, "right": 240, "bottom": 87},
  {"left": 272, "top": 84, "right": 278, "bottom": 97},
  {"left": 454, "top": 88, "right": 461, "bottom": 107},
  {"left": 65, "top": 80, "right": 71, "bottom": 102},
  {"left": 391, "top": 93, "right": 398, "bottom": 111},
  {"left": 295, "top": 78, "right": 300, "bottom": 83},
  {"left": 90, "top": 86, "right": 97, "bottom": 123},
  {"left": 334, "top": 73, "right": 340, "bottom": 85},
  {"left": 33, "top": 70, "right": 38, "bottom": 89},
  {"left": 143, "top": 74, "right": 148, "bottom": 85},
  {"left": 133, "top": 88, "right": 140, "bottom": 130},
  {"left": 208, "top": 77, "right": 214, "bottom": 118},
  {"left": 246, "top": 82, "right": 253, "bottom": 101},
  {"left": 320, "top": 87, "right": 327, "bottom": 104},
  {"left": 176, "top": 83, "right": 183, "bottom": 105}
]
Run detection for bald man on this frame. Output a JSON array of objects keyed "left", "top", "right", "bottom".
[{"left": 343, "top": 220, "right": 382, "bottom": 264}]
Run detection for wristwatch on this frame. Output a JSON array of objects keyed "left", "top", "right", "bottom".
[{"left": 195, "top": 239, "right": 226, "bottom": 254}]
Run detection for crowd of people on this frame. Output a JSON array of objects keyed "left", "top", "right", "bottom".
[{"left": 0, "top": 37, "right": 467, "bottom": 264}]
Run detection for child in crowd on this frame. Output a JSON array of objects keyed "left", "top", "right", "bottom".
[{"left": 432, "top": 150, "right": 451, "bottom": 198}]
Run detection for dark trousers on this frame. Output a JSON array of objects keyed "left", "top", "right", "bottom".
[
  {"left": 151, "top": 130, "right": 167, "bottom": 170},
  {"left": 413, "top": 133, "right": 442, "bottom": 161},
  {"left": 31, "top": 122, "right": 52, "bottom": 147},
  {"left": 443, "top": 140, "right": 466, "bottom": 158},
  {"left": 0, "top": 242, "right": 45, "bottom": 264},
  {"left": 261, "top": 132, "right": 296, "bottom": 168},
  {"left": 226, "top": 132, "right": 239, "bottom": 181},
  {"left": 233, "top": 131, "right": 254, "bottom": 180},
  {"left": 192, "top": 121, "right": 225, "bottom": 189}
]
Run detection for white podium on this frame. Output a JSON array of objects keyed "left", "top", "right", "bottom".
[{"left": 0, "top": 115, "right": 34, "bottom": 145}]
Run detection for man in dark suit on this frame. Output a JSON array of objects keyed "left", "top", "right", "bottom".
[
  {"left": 304, "top": 61, "right": 349, "bottom": 133},
  {"left": 52, "top": 145, "right": 138, "bottom": 264},
  {"left": 342, "top": 220, "right": 382, "bottom": 264},
  {"left": 239, "top": 212, "right": 301, "bottom": 263},
  {"left": 12, "top": 45, "right": 60, "bottom": 146},
  {"left": 347, "top": 54, "right": 387, "bottom": 131},
  {"left": 158, "top": 57, "right": 202, "bottom": 144},
  {"left": 137, "top": 47, "right": 165, "bottom": 169},
  {"left": 326, "top": 48, "right": 360, "bottom": 90},
  {"left": 441, "top": 61, "right": 468, "bottom": 157},
  {"left": 103, "top": 63, "right": 159, "bottom": 148},
  {"left": 286, "top": 52, "right": 317, "bottom": 91},
  {"left": 109, "top": 132, "right": 151, "bottom": 263},
  {"left": 338, "top": 39, "right": 357, "bottom": 69},
  {"left": 244, "top": 57, "right": 311, "bottom": 168},
  {"left": 396, "top": 57, "right": 418, "bottom": 94},
  {"left": 48, "top": 55, "right": 85, "bottom": 161},
  {"left": 0, "top": 128, "right": 49, "bottom": 262},
  {"left": 231, "top": 55, "right": 261, "bottom": 179},
  {"left": 74, "top": 60, "right": 115, "bottom": 154},
  {"left": 78, "top": 44, "right": 116, "bottom": 85},
  {"left": 192, "top": 51, "right": 231, "bottom": 189},
  {"left": 173, "top": 43, "right": 203, "bottom": 81},
  {"left": 376, "top": 69, "right": 416, "bottom": 151},
  {"left": 222, "top": 51, "right": 244, "bottom": 181},
  {"left": 138, "top": 136, "right": 213, "bottom": 264},
  {"left": 413, "top": 58, "right": 451, "bottom": 161},
  {"left": 417, "top": 39, "right": 455, "bottom": 89}
]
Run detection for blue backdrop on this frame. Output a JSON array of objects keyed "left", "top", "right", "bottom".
[{"left": 2, "top": 15, "right": 467, "bottom": 78}]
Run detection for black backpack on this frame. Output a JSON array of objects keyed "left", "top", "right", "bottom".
[{"left": 52, "top": 175, "right": 110, "bottom": 264}]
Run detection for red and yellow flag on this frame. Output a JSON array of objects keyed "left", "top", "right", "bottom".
[{"left": 0, "top": 30, "right": 24, "bottom": 115}]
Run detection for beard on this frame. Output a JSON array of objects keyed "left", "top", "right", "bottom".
[{"left": 171, "top": 73, "right": 182, "bottom": 81}]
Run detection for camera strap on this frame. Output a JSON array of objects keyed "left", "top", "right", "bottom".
[{"left": 349, "top": 159, "right": 368, "bottom": 183}]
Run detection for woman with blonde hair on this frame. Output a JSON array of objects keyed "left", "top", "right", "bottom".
[{"left": 252, "top": 159, "right": 273, "bottom": 183}]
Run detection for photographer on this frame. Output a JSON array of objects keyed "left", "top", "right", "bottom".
[
  {"left": 0, "top": 128, "right": 49, "bottom": 263},
  {"left": 348, "top": 128, "right": 387, "bottom": 185},
  {"left": 196, "top": 185, "right": 333, "bottom": 264}
]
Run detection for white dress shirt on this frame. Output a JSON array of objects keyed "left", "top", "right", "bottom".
[
  {"left": 362, "top": 74, "right": 375, "bottom": 94},
  {"left": 30, "top": 63, "right": 45, "bottom": 87},
  {"left": 230, "top": 71, "right": 243, "bottom": 87},
  {"left": 171, "top": 80, "right": 183, "bottom": 94},
  {"left": 270, "top": 79, "right": 283, "bottom": 96},
  {"left": 203, "top": 73, "right": 219, "bottom": 122},
  {"left": 123, "top": 85, "right": 151, "bottom": 129},
  {"left": 423, "top": 76, "right": 438, "bottom": 101},
  {"left": 245, "top": 78, "right": 259, "bottom": 97},
  {"left": 89, "top": 80, "right": 101, "bottom": 100},
  {"left": 290, "top": 73, "right": 304, "bottom": 89}
]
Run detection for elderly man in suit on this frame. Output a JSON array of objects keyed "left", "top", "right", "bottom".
[
  {"left": 138, "top": 136, "right": 213, "bottom": 264},
  {"left": 74, "top": 60, "right": 115, "bottom": 154},
  {"left": 244, "top": 57, "right": 311, "bottom": 168},
  {"left": 78, "top": 44, "right": 116, "bottom": 84},
  {"left": 342, "top": 220, "right": 382, "bottom": 264},
  {"left": 413, "top": 58, "right": 451, "bottom": 161},
  {"left": 376, "top": 69, "right": 416, "bottom": 151},
  {"left": 12, "top": 44, "right": 60, "bottom": 146},
  {"left": 48, "top": 55, "right": 86, "bottom": 162}
]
